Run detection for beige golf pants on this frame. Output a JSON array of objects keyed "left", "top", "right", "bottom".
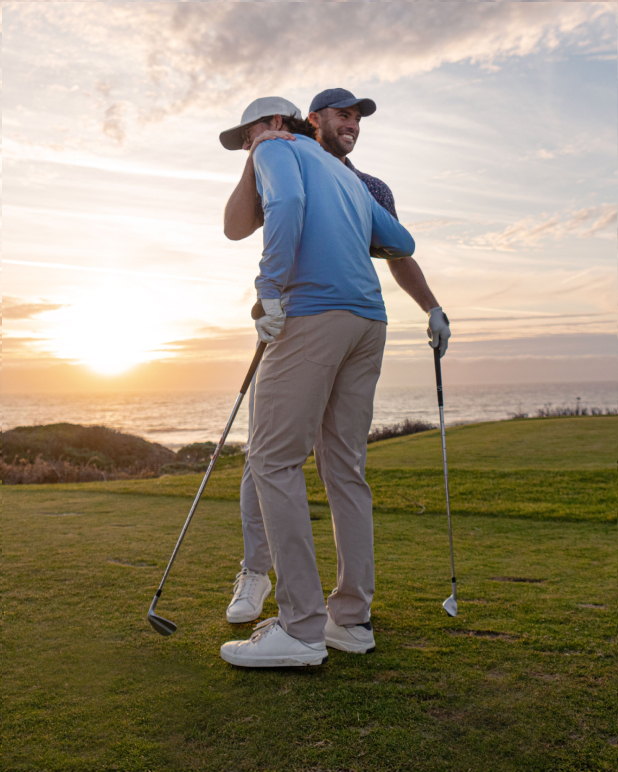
[{"left": 249, "top": 310, "right": 386, "bottom": 643}]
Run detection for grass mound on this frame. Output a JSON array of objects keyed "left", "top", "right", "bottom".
[
  {"left": 2, "top": 423, "right": 175, "bottom": 473},
  {"left": 1, "top": 425, "right": 245, "bottom": 484}
]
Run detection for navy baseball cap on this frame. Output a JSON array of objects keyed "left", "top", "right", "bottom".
[{"left": 309, "top": 88, "right": 376, "bottom": 117}]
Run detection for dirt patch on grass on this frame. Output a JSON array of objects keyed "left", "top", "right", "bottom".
[
  {"left": 578, "top": 603, "right": 607, "bottom": 609},
  {"left": 448, "top": 629, "right": 520, "bottom": 642},
  {"left": 490, "top": 576, "right": 546, "bottom": 583},
  {"left": 40, "top": 512, "right": 83, "bottom": 517},
  {"left": 107, "top": 559, "right": 154, "bottom": 568}
]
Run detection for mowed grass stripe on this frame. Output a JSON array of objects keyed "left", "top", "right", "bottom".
[{"left": 19, "top": 467, "right": 615, "bottom": 524}]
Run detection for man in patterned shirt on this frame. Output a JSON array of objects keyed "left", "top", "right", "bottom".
[{"left": 221, "top": 90, "right": 450, "bottom": 651}]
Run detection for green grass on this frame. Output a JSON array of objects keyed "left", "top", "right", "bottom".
[
  {"left": 22, "top": 418, "right": 615, "bottom": 523},
  {"left": 365, "top": 416, "right": 618, "bottom": 470},
  {"left": 3, "top": 416, "right": 617, "bottom": 770}
]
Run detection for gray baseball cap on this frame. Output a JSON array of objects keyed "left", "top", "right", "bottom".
[{"left": 219, "top": 96, "right": 302, "bottom": 151}]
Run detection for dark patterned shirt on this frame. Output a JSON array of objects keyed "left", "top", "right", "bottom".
[
  {"left": 254, "top": 147, "right": 398, "bottom": 224},
  {"left": 345, "top": 158, "right": 398, "bottom": 220}
]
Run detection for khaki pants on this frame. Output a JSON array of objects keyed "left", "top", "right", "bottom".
[{"left": 249, "top": 311, "right": 386, "bottom": 643}]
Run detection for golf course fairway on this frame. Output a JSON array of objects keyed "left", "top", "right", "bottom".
[{"left": 3, "top": 416, "right": 616, "bottom": 771}]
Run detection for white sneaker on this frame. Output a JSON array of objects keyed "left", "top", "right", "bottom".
[
  {"left": 226, "top": 568, "right": 272, "bottom": 623},
  {"left": 324, "top": 609, "right": 376, "bottom": 653},
  {"left": 220, "top": 617, "right": 328, "bottom": 668}
]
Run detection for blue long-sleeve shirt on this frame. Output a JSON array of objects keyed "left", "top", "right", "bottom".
[{"left": 252, "top": 135, "right": 415, "bottom": 323}]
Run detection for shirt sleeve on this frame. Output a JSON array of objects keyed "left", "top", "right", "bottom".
[
  {"left": 369, "top": 194, "right": 415, "bottom": 258},
  {"left": 252, "top": 140, "right": 306, "bottom": 299},
  {"left": 353, "top": 168, "right": 398, "bottom": 219},
  {"left": 377, "top": 183, "right": 398, "bottom": 220}
]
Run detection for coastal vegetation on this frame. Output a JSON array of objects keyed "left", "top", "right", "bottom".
[
  {"left": 0, "top": 425, "right": 242, "bottom": 484},
  {"left": 3, "top": 415, "right": 616, "bottom": 770}
]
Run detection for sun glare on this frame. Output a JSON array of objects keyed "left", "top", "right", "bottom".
[{"left": 52, "top": 285, "right": 169, "bottom": 376}]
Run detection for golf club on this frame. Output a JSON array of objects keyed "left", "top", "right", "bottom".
[
  {"left": 433, "top": 345, "right": 457, "bottom": 617},
  {"left": 148, "top": 339, "right": 267, "bottom": 636}
]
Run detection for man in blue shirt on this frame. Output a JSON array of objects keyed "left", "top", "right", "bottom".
[{"left": 219, "top": 92, "right": 450, "bottom": 668}]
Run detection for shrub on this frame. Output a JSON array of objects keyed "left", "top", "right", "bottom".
[
  {"left": 0, "top": 455, "right": 160, "bottom": 485},
  {"left": 2, "top": 423, "right": 175, "bottom": 473},
  {"left": 175, "top": 442, "right": 242, "bottom": 465},
  {"left": 367, "top": 418, "right": 435, "bottom": 444},
  {"left": 509, "top": 404, "right": 618, "bottom": 419}
]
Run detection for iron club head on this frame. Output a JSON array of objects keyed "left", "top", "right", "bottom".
[
  {"left": 148, "top": 608, "right": 177, "bottom": 636},
  {"left": 148, "top": 592, "right": 177, "bottom": 636},
  {"left": 442, "top": 595, "right": 457, "bottom": 617}
]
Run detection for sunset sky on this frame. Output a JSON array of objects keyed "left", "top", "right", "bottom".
[{"left": 4, "top": 1, "right": 617, "bottom": 393}]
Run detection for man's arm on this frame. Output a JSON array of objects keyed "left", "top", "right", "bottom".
[
  {"left": 369, "top": 196, "right": 450, "bottom": 355},
  {"left": 387, "top": 256, "right": 439, "bottom": 312},
  {"left": 369, "top": 195, "right": 415, "bottom": 259},
  {"left": 223, "top": 130, "right": 296, "bottom": 241},
  {"left": 223, "top": 156, "right": 263, "bottom": 241},
  {"left": 253, "top": 140, "right": 305, "bottom": 299}
]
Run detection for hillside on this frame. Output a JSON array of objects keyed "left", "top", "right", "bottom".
[
  {"left": 1, "top": 423, "right": 175, "bottom": 481},
  {"left": 364, "top": 415, "right": 618, "bottom": 470}
]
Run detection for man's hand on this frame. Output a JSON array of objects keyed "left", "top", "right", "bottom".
[
  {"left": 248, "top": 130, "right": 295, "bottom": 158},
  {"left": 255, "top": 298, "right": 286, "bottom": 343},
  {"left": 427, "top": 307, "right": 451, "bottom": 358}
]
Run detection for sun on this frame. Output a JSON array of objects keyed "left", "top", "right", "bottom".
[{"left": 51, "top": 284, "right": 169, "bottom": 376}]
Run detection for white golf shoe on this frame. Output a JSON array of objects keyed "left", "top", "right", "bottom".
[
  {"left": 226, "top": 568, "right": 272, "bottom": 623},
  {"left": 324, "top": 609, "right": 376, "bottom": 653},
  {"left": 220, "top": 617, "right": 328, "bottom": 668}
]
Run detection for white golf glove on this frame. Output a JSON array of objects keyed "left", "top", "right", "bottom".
[
  {"left": 427, "top": 307, "right": 451, "bottom": 358},
  {"left": 255, "top": 298, "right": 286, "bottom": 343}
]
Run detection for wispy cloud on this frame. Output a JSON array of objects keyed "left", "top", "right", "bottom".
[
  {"left": 532, "top": 133, "right": 615, "bottom": 160},
  {"left": 3, "top": 298, "right": 65, "bottom": 321},
  {"left": 3, "top": 138, "right": 238, "bottom": 182},
  {"left": 467, "top": 204, "right": 617, "bottom": 250},
  {"left": 3, "top": 259, "right": 235, "bottom": 286},
  {"left": 403, "top": 218, "right": 462, "bottom": 234},
  {"left": 9, "top": 2, "right": 614, "bottom": 139}
]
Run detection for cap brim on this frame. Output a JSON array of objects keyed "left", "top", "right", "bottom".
[
  {"left": 219, "top": 125, "right": 246, "bottom": 151},
  {"left": 328, "top": 97, "right": 376, "bottom": 117}
]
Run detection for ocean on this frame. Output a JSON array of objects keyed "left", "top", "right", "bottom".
[{"left": 3, "top": 381, "right": 616, "bottom": 451}]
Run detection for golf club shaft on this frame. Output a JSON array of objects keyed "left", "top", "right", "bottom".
[
  {"left": 434, "top": 346, "right": 456, "bottom": 601},
  {"left": 153, "top": 341, "right": 267, "bottom": 601}
]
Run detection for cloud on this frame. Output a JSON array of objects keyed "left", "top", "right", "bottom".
[
  {"left": 162, "top": 328, "right": 257, "bottom": 360},
  {"left": 578, "top": 205, "right": 618, "bottom": 238},
  {"left": 2, "top": 138, "right": 238, "bottom": 182},
  {"left": 467, "top": 204, "right": 617, "bottom": 250},
  {"left": 3, "top": 298, "right": 65, "bottom": 320},
  {"left": 403, "top": 218, "right": 462, "bottom": 234},
  {"left": 102, "top": 102, "right": 130, "bottom": 145},
  {"left": 2, "top": 336, "right": 53, "bottom": 355},
  {"left": 9, "top": 1, "right": 615, "bottom": 137}
]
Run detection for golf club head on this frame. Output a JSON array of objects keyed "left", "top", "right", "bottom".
[
  {"left": 442, "top": 595, "right": 457, "bottom": 617},
  {"left": 148, "top": 610, "right": 177, "bottom": 636}
]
